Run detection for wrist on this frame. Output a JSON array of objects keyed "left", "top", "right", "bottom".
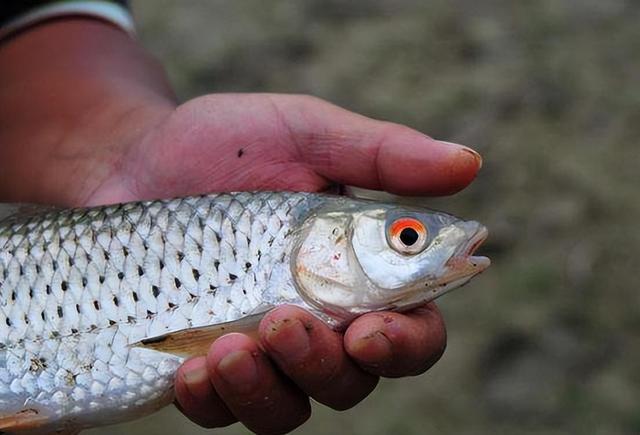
[{"left": 0, "top": 18, "right": 176, "bottom": 205}]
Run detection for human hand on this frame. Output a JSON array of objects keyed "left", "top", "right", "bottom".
[
  {"left": 93, "top": 93, "right": 478, "bottom": 434},
  {"left": 0, "top": 21, "right": 481, "bottom": 435}
]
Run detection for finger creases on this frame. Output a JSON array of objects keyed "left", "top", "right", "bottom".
[
  {"left": 344, "top": 303, "right": 447, "bottom": 378},
  {"left": 259, "top": 305, "right": 379, "bottom": 411},
  {"left": 206, "top": 333, "right": 311, "bottom": 435}
]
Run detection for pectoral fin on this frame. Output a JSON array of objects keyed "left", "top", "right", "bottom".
[{"left": 133, "top": 312, "right": 266, "bottom": 358}]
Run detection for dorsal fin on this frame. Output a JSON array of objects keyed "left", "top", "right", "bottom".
[{"left": 132, "top": 312, "right": 266, "bottom": 358}]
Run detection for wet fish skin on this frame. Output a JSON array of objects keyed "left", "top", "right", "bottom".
[
  {"left": 0, "top": 192, "right": 489, "bottom": 433},
  {"left": 0, "top": 192, "right": 321, "bottom": 433}
]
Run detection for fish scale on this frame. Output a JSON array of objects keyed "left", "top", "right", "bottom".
[{"left": 0, "top": 192, "right": 318, "bottom": 432}]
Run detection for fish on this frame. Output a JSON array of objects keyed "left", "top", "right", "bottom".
[{"left": 0, "top": 192, "right": 489, "bottom": 434}]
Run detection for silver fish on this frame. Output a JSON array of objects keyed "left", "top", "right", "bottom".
[{"left": 0, "top": 192, "right": 489, "bottom": 434}]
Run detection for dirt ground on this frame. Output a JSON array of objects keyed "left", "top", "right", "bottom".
[{"left": 79, "top": 1, "right": 639, "bottom": 434}]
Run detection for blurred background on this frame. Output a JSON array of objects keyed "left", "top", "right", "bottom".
[{"left": 90, "top": 0, "right": 639, "bottom": 434}]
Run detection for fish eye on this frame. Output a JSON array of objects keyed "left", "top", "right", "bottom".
[
  {"left": 400, "top": 227, "right": 419, "bottom": 246},
  {"left": 387, "top": 217, "right": 428, "bottom": 255}
]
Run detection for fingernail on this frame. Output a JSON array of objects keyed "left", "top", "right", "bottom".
[
  {"left": 264, "top": 318, "right": 311, "bottom": 363},
  {"left": 436, "top": 140, "right": 483, "bottom": 169},
  {"left": 182, "top": 359, "right": 208, "bottom": 394},
  {"left": 216, "top": 350, "right": 258, "bottom": 393},
  {"left": 350, "top": 331, "right": 393, "bottom": 365}
]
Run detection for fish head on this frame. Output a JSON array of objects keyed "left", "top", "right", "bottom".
[{"left": 293, "top": 201, "right": 490, "bottom": 324}]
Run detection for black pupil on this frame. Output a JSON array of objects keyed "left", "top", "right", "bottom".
[{"left": 399, "top": 228, "right": 419, "bottom": 246}]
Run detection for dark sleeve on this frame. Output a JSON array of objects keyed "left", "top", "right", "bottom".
[{"left": 1, "top": 1, "right": 130, "bottom": 26}]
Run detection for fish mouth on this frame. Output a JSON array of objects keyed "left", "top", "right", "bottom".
[
  {"left": 440, "top": 225, "right": 491, "bottom": 282},
  {"left": 458, "top": 225, "right": 491, "bottom": 270}
]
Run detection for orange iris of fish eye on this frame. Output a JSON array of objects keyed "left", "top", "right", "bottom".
[{"left": 389, "top": 217, "right": 427, "bottom": 246}]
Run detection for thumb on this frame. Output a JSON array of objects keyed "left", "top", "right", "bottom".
[
  {"left": 271, "top": 94, "right": 482, "bottom": 196},
  {"left": 121, "top": 93, "right": 481, "bottom": 202}
]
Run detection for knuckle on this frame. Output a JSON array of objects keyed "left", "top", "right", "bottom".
[
  {"left": 288, "top": 93, "right": 329, "bottom": 107},
  {"left": 268, "top": 93, "right": 331, "bottom": 116},
  {"left": 373, "top": 121, "right": 413, "bottom": 145}
]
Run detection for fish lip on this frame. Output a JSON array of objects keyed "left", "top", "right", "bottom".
[
  {"left": 459, "top": 224, "right": 489, "bottom": 257},
  {"left": 445, "top": 225, "right": 491, "bottom": 275},
  {"left": 465, "top": 254, "right": 491, "bottom": 273},
  {"left": 465, "top": 225, "right": 491, "bottom": 272}
]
